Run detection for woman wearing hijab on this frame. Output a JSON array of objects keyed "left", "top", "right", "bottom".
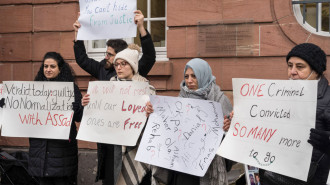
[{"left": 169, "top": 58, "right": 233, "bottom": 185}]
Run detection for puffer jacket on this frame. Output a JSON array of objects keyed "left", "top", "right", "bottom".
[
  {"left": 261, "top": 76, "right": 330, "bottom": 185},
  {"left": 28, "top": 84, "right": 82, "bottom": 178}
]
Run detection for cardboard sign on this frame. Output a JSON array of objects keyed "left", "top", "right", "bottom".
[
  {"left": 1, "top": 81, "right": 75, "bottom": 139},
  {"left": 218, "top": 78, "right": 317, "bottom": 181},
  {"left": 77, "top": 0, "right": 137, "bottom": 40},
  {"left": 135, "top": 95, "right": 224, "bottom": 176},
  {"left": 77, "top": 81, "right": 150, "bottom": 146}
]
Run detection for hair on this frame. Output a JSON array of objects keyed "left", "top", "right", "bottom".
[
  {"left": 106, "top": 39, "right": 128, "bottom": 54},
  {"left": 34, "top": 52, "right": 75, "bottom": 82}
]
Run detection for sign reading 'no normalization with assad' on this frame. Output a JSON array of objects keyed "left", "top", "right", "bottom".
[
  {"left": 218, "top": 78, "right": 317, "bottom": 181},
  {"left": 77, "top": 0, "right": 137, "bottom": 40},
  {"left": 1, "top": 81, "right": 75, "bottom": 140}
]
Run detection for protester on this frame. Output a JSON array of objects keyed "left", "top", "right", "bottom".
[
  {"left": 82, "top": 45, "right": 168, "bottom": 185},
  {"left": 144, "top": 58, "right": 232, "bottom": 185},
  {"left": 73, "top": 10, "right": 156, "bottom": 184},
  {"left": 29, "top": 52, "right": 83, "bottom": 185},
  {"left": 259, "top": 43, "right": 330, "bottom": 185}
]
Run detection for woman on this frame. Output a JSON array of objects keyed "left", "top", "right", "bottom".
[
  {"left": 260, "top": 43, "right": 330, "bottom": 185},
  {"left": 29, "top": 52, "right": 83, "bottom": 185},
  {"left": 82, "top": 44, "right": 161, "bottom": 185},
  {"left": 169, "top": 58, "right": 233, "bottom": 185}
]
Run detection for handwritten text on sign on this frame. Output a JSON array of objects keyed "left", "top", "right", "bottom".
[
  {"left": 1, "top": 81, "right": 75, "bottom": 139},
  {"left": 135, "top": 95, "right": 224, "bottom": 177},
  {"left": 77, "top": 0, "right": 137, "bottom": 40},
  {"left": 77, "top": 81, "right": 150, "bottom": 146},
  {"left": 218, "top": 79, "right": 317, "bottom": 181},
  {"left": 0, "top": 84, "right": 4, "bottom": 128}
]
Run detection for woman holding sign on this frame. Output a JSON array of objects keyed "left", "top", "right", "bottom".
[
  {"left": 29, "top": 52, "right": 83, "bottom": 185},
  {"left": 164, "top": 58, "right": 233, "bottom": 185},
  {"left": 82, "top": 44, "right": 168, "bottom": 185},
  {"left": 259, "top": 43, "right": 330, "bottom": 185}
]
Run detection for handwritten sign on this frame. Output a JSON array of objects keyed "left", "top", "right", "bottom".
[
  {"left": 1, "top": 81, "right": 75, "bottom": 139},
  {"left": 77, "top": 81, "right": 150, "bottom": 146},
  {"left": 218, "top": 78, "right": 317, "bottom": 181},
  {"left": 135, "top": 95, "right": 224, "bottom": 176},
  {"left": 0, "top": 84, "right": 4, "bottom": 128},
  {"left": 77, "top": 0, "right": 137, "bottom": 40}
]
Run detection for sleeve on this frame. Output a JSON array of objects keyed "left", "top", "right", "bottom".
[
  {"left": 219, "top": 94, "right": 233, "bottom": 117},
  {"left": 138, "top": 29, "right": 156, "bottom": 77},
  {"left": 72, "top": 83, "right": 83, "bottom": 122},
  {"left": 73, "top": 40, "right": 104, "bottom": 79}
]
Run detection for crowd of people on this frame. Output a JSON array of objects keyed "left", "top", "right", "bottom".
[{"left": 0, "top": 9, "right": 329, "bottom": 185}]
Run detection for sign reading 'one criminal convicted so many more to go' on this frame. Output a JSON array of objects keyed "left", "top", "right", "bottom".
[
  {"left": 135, "top": 95, "right": 225, "bottom": 177},
  {"left": 1, "top": 81, "right": 75, "bottom": 139},
  {"left": 77, "top": 81, "right": 150, "bottom": 146},
  {"left": 0, "top": 84, "right": 4, "bottom": 128},
  {"left": 77, "top": 0, "right": 137, "bottom": 40},
  {"left": 218, "top": 78, "right": 317, "bottom": 181}
]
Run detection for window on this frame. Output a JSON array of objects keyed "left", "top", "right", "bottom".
[
  {"left": 292, "top": 0, "right": 330, "bottom": 36},
  {"left": 86, "top": 0, "right": 167, "bottom": 61}
]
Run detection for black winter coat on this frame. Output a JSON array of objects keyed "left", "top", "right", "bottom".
[
  {"left": 73, "top": 30, "right": 156, "bottom": 81},
  {"left": 260, "top": 76, "right": 330, "bottom": 185},
  {"left": 28, "top": 84, "right": 83, "bottom": 178},
  {"left": 73, "top": 30, "right": 156, "bottom": 183}
]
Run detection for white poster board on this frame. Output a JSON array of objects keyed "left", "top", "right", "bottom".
[
  {"left": 77, "top": 81, "right": 150, "bottom": 146},
  {"left": 327, "top": 172, "right": 330, "bottom": 185},
  {"left": 218, "top": 78, "right": 317, "bottom": 181},
  {"left": 77, "top": 0, "right": 137, "bottom": 40},
  {"left": 0, "top": 84, "right": 4, "bottom": 128},
  {"left": 135, "top": 95, "right": 224, "bottom": 177},
  {"left": 1, "top": 81, "right": 75, "bottom": 139}
]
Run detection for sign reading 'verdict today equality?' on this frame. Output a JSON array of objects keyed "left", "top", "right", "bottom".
[
  {"left": 77, "top": 81, "right": 150, "bottom": 146},
  {"left": 0, "top": 84, "right": 4, "bottom": 128},
  {"left": 218, "top": 78, "right": 317, "bottom": 181},
  {"left": 1, "top": 81, "right": 75, "bottom": 139},
  {"left": 77, "top": 0, "right": 137, "bottom": 40},
  {"left": 135, "top": 95, "right": 225, "bottom": 176}
]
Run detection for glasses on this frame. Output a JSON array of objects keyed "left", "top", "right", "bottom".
[
  {"left": 114, "top": 61, "right": 129, "bottom": 68},
  {"left": 105, "top": 52, "right": 115, "bottom": 57}
]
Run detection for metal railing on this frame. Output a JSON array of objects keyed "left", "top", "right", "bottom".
[{"left": 292, "top": 0, "right": 330, "bottom": 33}]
